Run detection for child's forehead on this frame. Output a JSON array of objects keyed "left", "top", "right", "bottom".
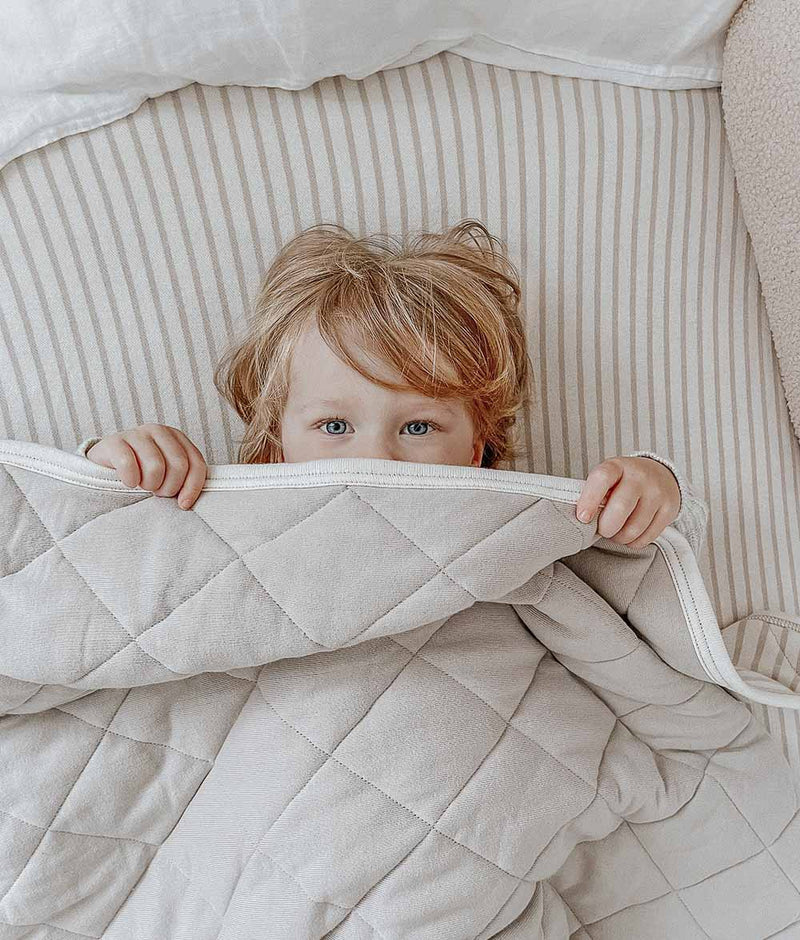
[
  {"left": 290, "top": 320, "right": 467, "bottom": 412},
  {"left": 297, "top": 392, "right": 463, "bottom": 414}
]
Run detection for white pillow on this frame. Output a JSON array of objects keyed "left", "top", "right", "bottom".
[{"left": 0, "top": 0, "right": 742, "bottom": 170}]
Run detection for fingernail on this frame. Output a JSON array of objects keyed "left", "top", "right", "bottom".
[
  {"left": 178, "top": 499, "right": 189, "bottom": 510},
  {"left": 578, "top": 509, "right": 591, "bottom": 522}
]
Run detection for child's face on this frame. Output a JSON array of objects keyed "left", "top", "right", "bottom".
[{"left": 280, "top": 322, "right": 484, "bottom": 467}]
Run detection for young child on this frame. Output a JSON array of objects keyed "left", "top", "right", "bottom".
[{"left": 78, "top": 220, "right": 705, "bottom": 552}]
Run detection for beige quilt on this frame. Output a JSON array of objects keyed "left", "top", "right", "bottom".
[{"left": 2, "top": 440, "right": 800, "bottom": 939}]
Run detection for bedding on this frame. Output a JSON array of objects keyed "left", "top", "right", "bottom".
[
  {"left": 0, "top": 0, "right": 743, "bottom": 169},
  {"left": 2, "top": 58, "right": 798, "bottom": 632},
  {"left": 2, "top": 438, "right": 800, "bottom": 939},
  {"left": 2, "top": 55, "right": 800, "bottom": 786}
]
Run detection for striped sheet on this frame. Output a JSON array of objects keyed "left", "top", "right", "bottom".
[
  {"left": 723, "top": 613, "right": 800, "bottom": 789},
  {"left": 0, "top": 51, "right": 799, "bottom": 776}
]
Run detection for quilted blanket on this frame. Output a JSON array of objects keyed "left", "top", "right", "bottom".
[{"left": 2, "top": 439, "right": 800, "bottom": 940}]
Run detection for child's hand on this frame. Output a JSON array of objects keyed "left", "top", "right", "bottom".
[
  {"left": 575, "top": 456, "right": 681, "bottom": 547},
  {"left": 85, "top": 424, "right": 208, "bottom": 510}
]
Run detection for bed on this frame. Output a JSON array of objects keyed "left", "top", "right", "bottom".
[{"left": 1, "top": 1, "right": 799, "bottom": 936}]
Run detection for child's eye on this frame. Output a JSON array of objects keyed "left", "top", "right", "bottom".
[
  {"left": 319, "top": 418, "right": 350, "bottom": 435},
  {"left": 315, "top": 418, "right": 440, "bottom": 436},
  {"left": 402, "top": 421, "right": 437, "bottom": 436}
]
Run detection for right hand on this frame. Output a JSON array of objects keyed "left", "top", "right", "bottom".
[{"left": 85, "top": 424, "right": 208, "bottom": 510}]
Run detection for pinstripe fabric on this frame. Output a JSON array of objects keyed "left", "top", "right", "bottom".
[
  {"left": 1, "top": 53, "right": 799, "bottom": 770},
  {"left": 722, "top": 613, "right": 800, "bottom": 787}
]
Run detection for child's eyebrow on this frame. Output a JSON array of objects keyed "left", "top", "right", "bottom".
[
  {"left": 300, "top": 398, "right": 350, "bottom": 414},
  {"left": 433, "top": 400, "right": 460, "bottom": 414},
  {"left": 300, "top": 397, "right": 459, "bottom": 415}
]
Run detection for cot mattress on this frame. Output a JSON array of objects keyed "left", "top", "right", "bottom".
[{"left": 0, "top": 53, "right": 799, "bottom": 777}]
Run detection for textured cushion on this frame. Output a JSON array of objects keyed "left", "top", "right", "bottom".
[
  {"left": 722, "top": 0, "right": 800, "bottom": 446},
  {"left": 1, "top": 53, "right": 799, "bottom": 769}
]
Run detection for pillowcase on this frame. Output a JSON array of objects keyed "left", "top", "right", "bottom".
[{"left": 0, "top": 0, "right": 742, "bottom": 170}]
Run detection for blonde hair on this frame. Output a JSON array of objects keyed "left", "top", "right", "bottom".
[{"left": 213, "top": 219, "right": 532, "bottom": 468}]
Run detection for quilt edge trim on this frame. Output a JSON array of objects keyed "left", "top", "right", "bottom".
[{"left": 654, "top": 527, "right": 800, "bottom": 711}]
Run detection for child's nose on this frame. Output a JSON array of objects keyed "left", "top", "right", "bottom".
[{"left": 351, "top": 433, "right": 401, "bottom": 462}]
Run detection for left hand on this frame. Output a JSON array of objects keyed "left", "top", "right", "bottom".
[{"left": 575, "top": 456, "right": 681, "bottom": 547}]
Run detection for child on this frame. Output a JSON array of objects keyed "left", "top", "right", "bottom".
[{"left": 78, "top": 220, "right": 704, "bottom": 552}]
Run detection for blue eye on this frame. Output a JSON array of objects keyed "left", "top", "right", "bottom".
[
  {"left": 318, "top": 418, "right": 438, "bottom": 436},
  {"left": 322, "top": 419, "right": 348, "bottom": 435},
  {"left": 404, "top": 421, "right": 430, "bottom": 436}
]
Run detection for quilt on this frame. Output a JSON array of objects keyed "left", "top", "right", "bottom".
[{"left": 2, "top": 439, "right": 800, "bottom": 940}]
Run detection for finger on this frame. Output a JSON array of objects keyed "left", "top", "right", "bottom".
[
  {"left": 147, "top": 427, "right": 192, "bottom": 498},
  {"left": 595, "top": 487, "right": 641, "bottom": 540},
  {"left": 124, "top": 430, "right": 167, "bottom": 492},
  {"left": 106, "top": 439, "right": 142, "bottom": 489},
  {"left": 167, "top": 426, "right": 207, "bottom": 465},
  {"left": 606, "top": 500, "right": 660, "bottom": 545},
  {"left": 176, "top": 450, "right": 208, "bottom": 510},
  {"left": 176, "top": 468, "right": 208, "bottom": 509},
  {"left": 624, "top": 506, "right": 674, "bottom": 549},
  {"left": 164, "top": 428, "right": 208, "bottom": 510},
  {"left": 576, "top": 460, "right": 624, "bottom": 522}
]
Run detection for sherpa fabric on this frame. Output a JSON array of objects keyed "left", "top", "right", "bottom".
[
  {"left": 2, "top": 439, "right": 800, "bottom": 940},
  {"left": 722, "top": 0, "right": 800, "bottom": 446}
]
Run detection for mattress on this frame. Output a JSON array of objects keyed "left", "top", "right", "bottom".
[{"left": 0, "top": 51, "right": 799, "bottom": 772}]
